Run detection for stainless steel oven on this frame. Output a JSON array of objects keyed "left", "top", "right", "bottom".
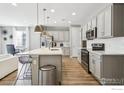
[{"left": 81, "top": 49, "right": 90, "bottom": 73}]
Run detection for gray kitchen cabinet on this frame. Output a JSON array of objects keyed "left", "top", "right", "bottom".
[
  {"left": 89, "top": 52, "right": 124, "bottom": 85},
  {"left": 111, "top": 4, "right": 124, "bottom": 37}
]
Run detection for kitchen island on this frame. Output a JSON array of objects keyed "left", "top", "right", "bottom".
[{"left": 18, "top": 48, "right": 63, "bottom": 85}]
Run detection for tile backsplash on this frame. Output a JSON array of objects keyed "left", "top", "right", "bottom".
[{"left": 87, "top": 37, "right": 124, "bottom": 53}]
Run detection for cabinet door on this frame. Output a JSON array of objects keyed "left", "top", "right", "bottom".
[
  {"left": 89, "top": 54, "right": 95, "bottom": 74},
  {"left": 88, "top": 21, "right": 92, "bottom": 30},
  {"left": 51, "top": 31, "right": 59, "bottom": 41},
  {"left": 82, "top": 25, "right": 87, "bottom": 40},
  {"left": 92, "top": 17, "right": 97, "bottom": 29},
  {"left": 64, "top": 31, "right": 69, "bottom": 42},
  {"left": 104, "top": 6, "right": 112, "bottom": 37},
  {"left": 97, "top": 11, "right": 105, "bottom": 38},
  {"left": 58, "top": 31, "right": 64, "bottom": 41},
  {"left": 94, "top": 58, "right": 101, "bottom": 79},
  {"left": 90, "top": 53, "right": 101, "bottom": 79}
]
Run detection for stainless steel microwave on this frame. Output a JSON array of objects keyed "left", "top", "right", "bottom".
[{"left": 86, "top": 27, "right": 97, "bottom": 40}]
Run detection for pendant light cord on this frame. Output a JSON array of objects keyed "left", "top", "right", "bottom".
[
  {"left": 37, "top": 3, "right": 39, "bottom": 25},
  {"left": 43, "top": 8, "right": 46, "bottom": 25}
]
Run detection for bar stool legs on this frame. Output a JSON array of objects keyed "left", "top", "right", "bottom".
[{"left": 14, "top": 63, "right": 32, "bottom": 85}]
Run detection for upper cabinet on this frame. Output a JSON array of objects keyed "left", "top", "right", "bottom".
[
  {"left": 51, "top": 31, "right": 59, "bottom": 41},
  {"left": 87, "top": 21, "right": 92, "bottom": 30},
  {"left": 104, "top": 6, "right": 112, "bottom": 37},
  {"left": 97, "top": 4, "right": 124, "bottom": 38},
  {"left": 97, "top": 5, "right": 112, "bottom": 38},
  {"left": 64, "top": 31, "right": 69, "bottom": 42},
  {"left": 58, "top": 31, "right": 64, "bottom": 41},
  {"left": 112, "top": 4, "right": 124, "bottom": 37},
  {"left": 48, "top": 31, "right": 69, "bottom": 42},
  {"left": 82, "top": 24, "right": 87, "bottom": 40},
  {"left": 83, "top": 4, "right": 124, "bottom": 40},
  {"left": 91, "top": 17, "right": 97, "bottom": 29},
  {"left": 97, "top": 10, "right": 105, "bottom": 38}
]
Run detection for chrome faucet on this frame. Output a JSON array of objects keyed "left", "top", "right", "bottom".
[{"left": 49, "top": 41, "right": 56, "bottom": 50}]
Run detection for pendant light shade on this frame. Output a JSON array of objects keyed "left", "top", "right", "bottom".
[
  {"left": 34, "top": 3, "right": 44, "bottom": 32},
  {"left": 34, "top": 25, "right": 44, "bottom": 32}
]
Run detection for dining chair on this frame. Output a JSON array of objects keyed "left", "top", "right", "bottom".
[{"left": 6, "top": 44, "right": 20, "bottom": 55}]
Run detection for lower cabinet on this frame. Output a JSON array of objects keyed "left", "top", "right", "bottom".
[
  {"left": 89, "top": 53, "right": 124, "bottom": 85},
  {"left": 89, "top": 53, "right": 101, "bottom": 80},
  {"left": 95, "top": 59, "right": 101, "bottom": 79}
]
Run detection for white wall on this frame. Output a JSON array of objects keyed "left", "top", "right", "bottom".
[
  {"left": 87, "top": 37, "right": 124, "bottom": 53},
  {"left": 0, "top": 26, "right": 41, "bottom": 53},
  {"left": 29, "top": 27, "right": 40, "bottom": 50},
  {"left": 1, "top": 26, "right": 13, "bottom": 54}
]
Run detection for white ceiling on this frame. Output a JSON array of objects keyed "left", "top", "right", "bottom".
[{"left": 0, "top": 3, "right": 109, "bottom": 26}]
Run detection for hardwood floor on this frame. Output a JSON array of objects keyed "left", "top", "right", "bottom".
[
  {"left": 62, "top": 56, "right": 99, "bottom": 85},
  {"left": 0, "top": 56, "right": 99, "bottom": 85},
  {"left": 0, "top": 70, "right": 17, "bottom": 85}
]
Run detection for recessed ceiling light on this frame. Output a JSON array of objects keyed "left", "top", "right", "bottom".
[
  {"left": 54, "top": 21, "right": 57, "bottom": 23},
  {"left": 11, "top": 3, "right": 17, "bottom": 7},
  {"left": 51, "top": 9, "right": 55, "bottom": 13},
  {"left": 72, "top": 12, "right": 76, "bottom": 15},
  {"left": 68, "top": 21, "right": 71, "bottom": 23}
]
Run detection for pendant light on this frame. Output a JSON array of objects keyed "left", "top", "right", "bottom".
[{"left": 34, "top": 3, "right": 44, "bottom": 32}]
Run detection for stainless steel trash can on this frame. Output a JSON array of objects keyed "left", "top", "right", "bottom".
[{"left": 39, "top": 64, "right": 56, "bottom": 85}]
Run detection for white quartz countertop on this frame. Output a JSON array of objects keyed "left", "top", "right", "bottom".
[
  {"left": 88, "top": 49, "right": 124, "bottom": 55},
  {"left": 18, "top": 48, "right": 63, "bottom": 55}
]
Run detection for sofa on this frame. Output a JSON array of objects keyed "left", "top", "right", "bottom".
[{"left": 0, "top": 54, "right": 18, "bottom": 79}]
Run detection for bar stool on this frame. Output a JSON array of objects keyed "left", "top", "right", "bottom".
[{"left": 14, "top": 55, "right": 32, "bottom": 85}]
